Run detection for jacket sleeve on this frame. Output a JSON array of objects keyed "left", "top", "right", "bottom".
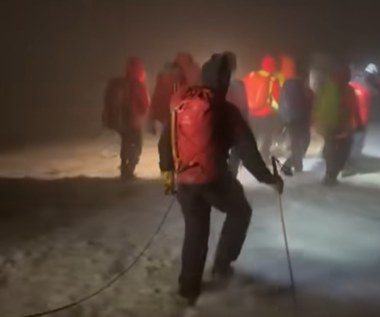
[
  {"left": 229, "top": 104, "right": 276, "bottom": 184},
  {"left": 158, "top": 117, "right": 175, "bottom": 172},
  {"left": 137, "top": 81, "right": 150, "bottom": 116},
  {"left": 349, "top": 86, "right": 363, "bottom": 128}
]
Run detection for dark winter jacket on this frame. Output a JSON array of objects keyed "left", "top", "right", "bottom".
[{"left": 279, "top": 77, "right": 313, "bottom": 125}]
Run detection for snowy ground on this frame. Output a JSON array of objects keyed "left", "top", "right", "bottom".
[{"left": 0, "top": 128, "right": 380, "bottom": 317}]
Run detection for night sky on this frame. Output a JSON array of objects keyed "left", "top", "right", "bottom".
[{"left": 0, "top": 0, "right": 379, "bottom": 148}]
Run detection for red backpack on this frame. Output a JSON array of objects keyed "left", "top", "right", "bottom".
[{"left": 170, "top": 86, "right": 217, "bottom": 184}]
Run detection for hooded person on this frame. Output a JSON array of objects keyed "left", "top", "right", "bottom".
[
  {"left": 243, "top": 55, "right": 281, "bottom": 164},
  {"left": 102, "top": 57, "right": 150, "bottom": 179},
  {"left": 315, "top": 63, "right": 362, "bottom": 185},
  {"left": 158, "top": 52, "right": 283, "bottom": 305},
  {"left": 148, "top": 52, "right": 201, "bottom": 133}
]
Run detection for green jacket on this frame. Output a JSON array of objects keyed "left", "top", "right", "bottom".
[{"left": 314, "top": 79, "right": 341, "bottom": 135}]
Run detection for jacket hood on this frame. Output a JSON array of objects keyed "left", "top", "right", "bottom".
[
  {"left": 175, "top": 52, "right": 194, "bottom": 69},
  {"left": 224, "top": 51, "right": 237, "bottom": 73},
  {"left": 201, "top": 53, "right": 231, "bottom": 96},
  {"left": 280, "top": 55, "right": 295, "bottom": 80},
  {"left": 261, "top": 55, "right": 276, "bottom": 73},
  {"left": 126, "top": 57, "right": 145, "bottom": 82},
  {"left": 174, "top": 52, "right": 200, "bottom": 85}
]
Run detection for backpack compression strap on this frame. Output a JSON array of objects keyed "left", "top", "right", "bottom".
[{"left": 170, "top": 87, "right": 210, "bottom": 174}]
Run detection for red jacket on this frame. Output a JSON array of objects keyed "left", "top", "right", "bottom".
[
  {"left": 102, "top": 57, "right": 149, "bottom": 132},
  {"left": 337, "top": 84, "right": 361, "bottom": 136},
  {"left": 350, "top": 81, "right": 370, "bottom": 126},
  {"left": 124, "top": 57, "right": 149, "bottom": 129}
]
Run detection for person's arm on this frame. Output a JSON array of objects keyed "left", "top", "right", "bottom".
[
  {"left": 349, "top": 86, "right": 363, "bottom": 129},
  {"left": 158, "top": 116, "right": 174, "bottom": 172},
  {"left": 228, "top": 104, "right": 278, "bottom": 184},
  {"left": 137, "top": 81, "right": 150, "bottom": 116},
  {"left": 158, "top": 117, "right": 175, "bottom": 194}
]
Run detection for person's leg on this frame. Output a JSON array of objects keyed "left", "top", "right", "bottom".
[
  {"left": 126, "top": 127, "right": 142, "bottom": 176},
  {"left": 301, "top": 125, "right": 311, "bottom": 158},
  {"left": 323, "top": 135, "right": 338, "bottom": 184},
  {"left": 204, "top": 178, "right": 252, "bottom": 275},
  {"left": 120, "top": 133, "right": 129, "bottom": 179},
  {"left": 284, "top": 124, "right": 297, "bottom": 169},
  {"left": 337, "top": 136, "right": 353, "bottom": 174},
  {"left": 293, "top": 124, "right": 310, "bottom": 172},
  {"left": 345, "top": 129, "right": 366, "bottom": 173},
  {"left": 177, "top": 185, "right": 211, "bottom": 302}
]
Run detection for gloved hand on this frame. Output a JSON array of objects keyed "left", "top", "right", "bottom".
[
  {"left": 271, "top": 174, "right": 284, "bottom": 195},
  {"left": 161, "top": 171, "right": 175, "bottom": 195}
]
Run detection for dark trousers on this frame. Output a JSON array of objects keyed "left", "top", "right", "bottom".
[
  {"left": 177, "top": 176, "right": 252, "bottom": 297},
  {"left": 120, "top": 127, "right": 142, "bottom": 174},
  {"left": 249, "top": 114, "right": 277, "bottom": 164},
  {"left": 284, "top": 123, "right": 310, "bottom": 171},
  {"left": 323, "top": 135, "right": 353, "bottom": 180},
  {"left": 347, "top": 129, "right": 367, "bottom": 167}
]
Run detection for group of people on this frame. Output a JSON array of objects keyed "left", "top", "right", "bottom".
[
  {"left": 313, "top": 60, "right": 378, "bottom": 184},
  {"left": 101, "top": 51, "right": 377, "bottom": 305}
]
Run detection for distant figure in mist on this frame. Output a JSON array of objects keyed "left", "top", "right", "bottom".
[
  {"left": 344, "top": 63, "right": 379, "bottom": 174},
  {"left": 148, "top": 52, "right": 200, "bottom": 133},
  {"left": 314, "top": 63, "right": 362, "bottom": 185},
  {"left": 225, "top": 51, "right": 249, "bottom": 177},
  {"left": 243, "top": 55, "right": 281, "bottom": 164},
  {"left": 102, "top": 57, "right": 150, "bottom": 180},
  {"left": 279, "top": 60, "right": 313, "bottom": 173}
]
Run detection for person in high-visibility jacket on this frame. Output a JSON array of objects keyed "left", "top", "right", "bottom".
[{"left": 243, "top": 55, "right": 281, "bottom": 164}]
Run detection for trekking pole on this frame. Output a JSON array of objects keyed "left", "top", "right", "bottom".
[{"left": 272, "top": 156, "right": 298, "bottom": 315}]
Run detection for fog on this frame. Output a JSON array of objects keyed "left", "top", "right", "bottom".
[{"left": 0, "top": 0, "right": 379, "bottom": 148}]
